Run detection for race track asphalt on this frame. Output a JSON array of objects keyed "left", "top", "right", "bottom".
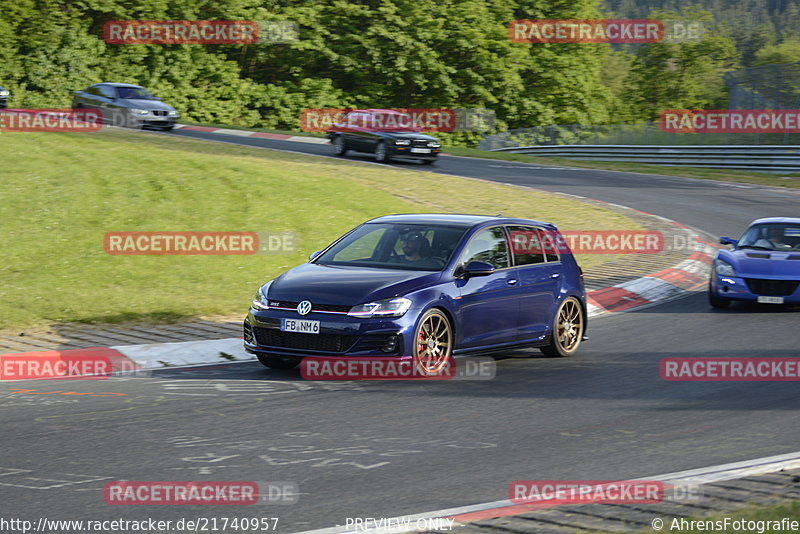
[{"left": 1, "top": 131, "right": 798, "bottom": 532}]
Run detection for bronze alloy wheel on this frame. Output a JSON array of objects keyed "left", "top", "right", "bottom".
[
  {"left": 541, "top": 297, "right": 584, "bottom": 357},
  {"left": 413, "top": 309, "right": 452, "bottom": 374}
]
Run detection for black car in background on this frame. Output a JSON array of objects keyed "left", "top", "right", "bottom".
[
  {"left": 0, "top": 85, "right": 9, "bottom": 108},
  {"left": 328, "top": 109, "right": 441, "bottom": 164},
  {"left": 72, "top": 83, "right": 179, "bottom": 130}
]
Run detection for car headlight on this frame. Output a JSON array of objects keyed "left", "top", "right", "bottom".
[
  {"left": 131, "top": 109, "right": 149, "bottom": 115},
  {"left": 394, "top": 139, "right": 411, "bottom": 145},
  {"left": 0, "top": 90, "right": 9, "bottom": 97},
  {"left": 168, "top": 110, "right": 178, "bottom": 116},
  {"left": 347, "top": 297, "right": 412, "bottom": 318},
  {"left": 427, "top": 141, "right": 441, "bottom": 148},
  {"left": 715, "top": 259, "right": 736, "bottom": 276},
  {"left": 252, "top": 280, "right": 274, "bottom": 310}
]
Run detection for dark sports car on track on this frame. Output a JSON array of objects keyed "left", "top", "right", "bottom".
[
  {"left": 328, "top": 109, "right": 441, "bottom": 164},
  {"left": 710, "top": 217, "right": 800, "bottom": 308},
  {"left": 244, "top": 214, "right": 587, "bottom": 372}
]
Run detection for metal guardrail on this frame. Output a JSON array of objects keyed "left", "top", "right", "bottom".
[{"left": 490, "top": 145, "right": 800, "bottom": 173}]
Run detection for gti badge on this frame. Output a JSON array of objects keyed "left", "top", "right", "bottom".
[{"left": 297, "top": 300, "right": 312, "bottom": 316}]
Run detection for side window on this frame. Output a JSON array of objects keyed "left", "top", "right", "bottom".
[
  {"left": 97, "top": 85, "right": 116, "bottom": 98},
  {"left": 507, "top": 226, "right": 545, "bottom": 266},
  {"left": 541, "top": 229, "right": 561, "bottom": 262},
  {"left": 461, "top": 227, "right": 509, "bottom": 269}
]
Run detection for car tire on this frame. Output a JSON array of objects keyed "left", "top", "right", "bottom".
[
  {"left": 332, "top": 135, "right": 348, "bottom": 156},
  {"left": 375, "top": 141, "right": 391, "bottom": 163},
  {"left": 540, "top": 297, "right": 585, "bottom": 357},
  {"left": 708, "top": 287, "right": 731, "bottom": 309},
  {"left": 256, "top": 354, "right": 302, "bottom": 370},
  {"left": 413, "top": 308, "right": 453, "bottom": 375}
]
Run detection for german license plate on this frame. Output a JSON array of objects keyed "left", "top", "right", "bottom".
[
  {"left": 281, "top": 319, "right": 320, "bottom": 333},
  {"left": 410, "top": 148, "right": 431, "bottom": 153},
  {"left": 757, "top": 296, "right": 784, "bottom": 304}
]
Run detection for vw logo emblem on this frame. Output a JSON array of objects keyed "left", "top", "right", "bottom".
[{"left": 296, "top": 300, "right": 312, "bottom": 316}]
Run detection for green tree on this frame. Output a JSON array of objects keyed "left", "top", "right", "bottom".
[
  {"left": 623, "top": 8, "right": 739, "bottom": 120},
  {"left": 752, "top": 39, "right": 800, "bottom": 66}
]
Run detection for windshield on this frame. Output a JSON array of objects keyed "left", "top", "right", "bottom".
[
  {"left": 314, "top": 223, "right": 468, "bottom": 271},
  {"left": 116, "top": 86, "right": 157, "bottom": 100},
  {"left": 738, "top": 223, "right": 800, "bottom": 251}
]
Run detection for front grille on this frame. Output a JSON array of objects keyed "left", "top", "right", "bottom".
[
  {"left": 411, "top": 139, "right": 430, "bottom": 147},
  {"left": 152, "top": 110, "right": 168, "bottom": 116},
  {"left": 267, "top": 300, "right": 351, "bottom": 313},
  {"left": 253, "top": 327, "right": 355, "bottom": 352},
  {"left": 744, "top": 278, "right": 800, "bottom": 296}
]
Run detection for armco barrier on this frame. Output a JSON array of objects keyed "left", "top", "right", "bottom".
[{"left": 490, "top": 144, "right": 800, "bottom": 172}]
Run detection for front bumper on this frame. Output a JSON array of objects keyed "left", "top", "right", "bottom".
[
  {"left": 389, "top": 145, "right": 440, "bottom": 160},
  {"left": 711, "top": 273, "right": 800, "bottom": 303},
  {"left": 130, "top": 113, "right": 178, "bottom": 128},
  {"left": 243, "top": 308, "right": 418, "bottom": 360}
]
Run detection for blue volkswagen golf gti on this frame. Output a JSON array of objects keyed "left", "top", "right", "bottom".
[
  {"left": 244, "top": 214, "right": 587, "bottom": 372},
  {"left": 710, "top": 217, "right": 800, "bottom": 308}
]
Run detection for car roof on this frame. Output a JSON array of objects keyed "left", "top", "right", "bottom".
[
  {"left": 749, "top": 217, "right": 800, "bottom": 225},
  {"left": 92, "top": 83, "right": 145, "bottom": 89},
  {"left": 365, "top": 213, "right": 556, "bottom": 228}
]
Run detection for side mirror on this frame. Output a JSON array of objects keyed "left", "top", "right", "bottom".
[
  {"left": 463, "top": 261, "right": 495, "bottom": 277},
  {"left": 309, "top": 250, "right": 322, "bottom": 261},
  {"left": 719, "top": 237, "right": 738, "bottom": 247}
]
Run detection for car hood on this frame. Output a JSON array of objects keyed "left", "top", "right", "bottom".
[
  {"left": 119, "top": 99, "right": 175, "bottom": 111},
  {"left": 720, "top": 249, "right": 800, "bottom": 279},
  {"left": 268, "top": 263, "right": 443, "bottom": 306}
]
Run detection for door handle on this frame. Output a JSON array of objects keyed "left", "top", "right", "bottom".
[
  {"left": 551, "top": 273, "right": 561, "bottom": 279},
  {"left": 508, "top": 279, "right": 518, "bottom": 285}
]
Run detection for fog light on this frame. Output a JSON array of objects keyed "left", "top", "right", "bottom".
[
  {"left": 243, "top": 322, "right": 255, "bottom": 344},
  {"left": 381, "top": 335, "right": 398, "bottom": 353}
]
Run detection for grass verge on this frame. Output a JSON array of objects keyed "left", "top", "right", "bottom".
[
  {"left": 638, "top": 500, "right": 800, "bottom": 533},
  {"left": 2, "top": 128, "right": 640, "bottom": 330}
]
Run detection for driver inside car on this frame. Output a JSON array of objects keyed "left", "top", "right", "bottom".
[
  {"left": 389, "top": 231, "right": 440, "bottom": 268},
  {"left": 754, "top": 227, "right": 794, "bottom": 250}
]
